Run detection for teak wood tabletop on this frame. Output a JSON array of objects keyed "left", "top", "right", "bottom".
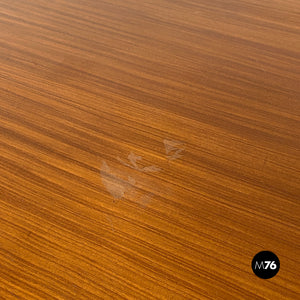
[{"left": 0, "top": 0, "right": 299, "bottom": 299}]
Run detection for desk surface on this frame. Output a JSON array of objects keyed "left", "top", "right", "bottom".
[{"left": 0, "top": 0, "right": 299, "bottom": 299}]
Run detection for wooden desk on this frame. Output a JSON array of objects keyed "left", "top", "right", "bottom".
[{"left": 0, "top": 0, "right": 299, "bottom": 298}]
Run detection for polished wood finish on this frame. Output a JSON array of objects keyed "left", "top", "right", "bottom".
[{"left": 0, "top": 0, "right": 299, "bottom": 299}]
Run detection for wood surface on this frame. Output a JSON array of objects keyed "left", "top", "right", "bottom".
[{"left": 0, "top": 0, "right": 299, "bottom": 299}]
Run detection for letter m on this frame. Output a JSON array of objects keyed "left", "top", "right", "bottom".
[{"left": 255, "top": 261, "right": 265, "bottom": 269}]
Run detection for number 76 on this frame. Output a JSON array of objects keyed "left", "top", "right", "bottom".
[{"left": 264, "top": 261, "right": 277, "bottom": 269}]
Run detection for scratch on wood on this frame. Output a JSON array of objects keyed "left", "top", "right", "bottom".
[
  {"left": 100, "top": 160, "right": 135, "bottom": 201},
  {"left": 139, "top": 193, "right": 154, "bottom": 208},
  {"left": 105, "top": 215, "right": 115, "bottom": 232},
  {"left": 117, "top": 151, "right": 161, "bottom": 172},
  {"left": 163, "top": 139, "right": 185, "bottom": 161}
]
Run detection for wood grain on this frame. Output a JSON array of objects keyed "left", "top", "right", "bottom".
[{"left": 0, "top": 0, "right": 299, "bottom": 299}]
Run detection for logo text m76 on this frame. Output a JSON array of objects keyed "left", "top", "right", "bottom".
[{"left": 255, "top": 261, "right": 277, "bottom": 270}]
